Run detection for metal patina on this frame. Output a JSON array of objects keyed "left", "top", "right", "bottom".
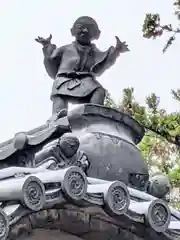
[{"left": 0, "top": 16, "right": 179, "bottom": 240}]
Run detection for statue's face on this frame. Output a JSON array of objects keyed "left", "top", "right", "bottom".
[
  {"left": 74, "top": 22, "right": 93, "bottom": 44},
  {"left": 59, "top": 136, "right": 80, "bottom": 158}
]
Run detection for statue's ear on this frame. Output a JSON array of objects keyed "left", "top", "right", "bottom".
[
  {"left": 93, "top": 29, "right": 101, "bottom": 40},
  {"left": 95, "top": 30, "right": 101, "bottom": 40},
  {"left": 71, "top": 28, "right": 75, "bottom": 36}
]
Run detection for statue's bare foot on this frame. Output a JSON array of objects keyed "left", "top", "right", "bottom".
[{"left": 47, "top": 109, "right": 68, "bottom": 125}]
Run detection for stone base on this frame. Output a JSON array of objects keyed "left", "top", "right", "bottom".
[{"left": 9, "top": 206, "right": 171, "bottom": 240}]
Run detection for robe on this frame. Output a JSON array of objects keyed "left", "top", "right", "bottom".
[{"left": 42, "top": 41, "right": 119, "bottom": 99}]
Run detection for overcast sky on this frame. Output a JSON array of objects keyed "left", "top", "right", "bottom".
[{"left": 0, "top": 0, "right": 179, "bottom": 142}]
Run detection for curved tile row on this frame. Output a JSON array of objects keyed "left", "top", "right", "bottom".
[{"left": 0, "top": 166, "right": 177, "bottom": 240}]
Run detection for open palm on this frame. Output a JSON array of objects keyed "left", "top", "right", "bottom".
[
  {"left": 35, "top": 34, "right": 52, "bottom": 46},
  {"left": 115, "top": 36, "right": 130, "bottom": 53}
]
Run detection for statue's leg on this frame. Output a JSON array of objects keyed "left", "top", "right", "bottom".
[
  {"left": 89, "top": 87, "right": 106, "bottom": 105},
  {"left": 47, "top": 95, "right": 68, "bottom": 123},
  {"left": 52, "top": 95, "right": 68, "bottom": 114}
]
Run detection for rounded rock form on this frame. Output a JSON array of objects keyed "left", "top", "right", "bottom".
[
  {"left": 62, "top": 166, "right": 87, "bottom": 201},
  {"left": 0, "top": 208, "right": 9, "bottom": 240},
  {"left": 22, "top": 176, "right": 46, "bottom": 211},
  {"left": 146, "top": 199, "right": 171, "bottom": 233},
  {"left": 13, "top": 132, "right": 28, "bottom": 150},
  {"left": 148, "top": 174, "right": 170, "bottom": 199},
  {"left": 103, "top": 181, "right": 130, "bottom": 216}
]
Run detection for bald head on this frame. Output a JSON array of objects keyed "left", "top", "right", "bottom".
[{"left": 71, "top": 16, "right": 101, "bottom": 44}]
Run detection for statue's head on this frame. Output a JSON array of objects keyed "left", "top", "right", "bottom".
[
  {"left": 59, "top": 133, "right": 80, "bottom": 158},
  {"left": 71, "top": 16, "right": 101, "bottom": 44}
]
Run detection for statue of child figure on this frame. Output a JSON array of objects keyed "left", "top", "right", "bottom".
[{"left": 36, "top": 16, "right": 129, "bottom": 122}]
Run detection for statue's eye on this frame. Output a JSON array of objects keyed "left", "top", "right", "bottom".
[{"left": 76, "top": 24, "right": 83, "bottom": 30}]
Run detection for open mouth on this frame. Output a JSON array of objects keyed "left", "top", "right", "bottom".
[
  {"left": 79, "top": 32, "right": 88, "bottom": 37},
  {"left": 80, "top": 33, "right": 86, "bottom": 37}
]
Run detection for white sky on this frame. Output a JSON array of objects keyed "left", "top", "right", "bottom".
[{"left": 0, "top": 0, "right": 179, "bottom": 142}]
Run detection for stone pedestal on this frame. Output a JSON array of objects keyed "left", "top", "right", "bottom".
[{"left": 68, "top": 104, "right": 149, "bottom": 190}]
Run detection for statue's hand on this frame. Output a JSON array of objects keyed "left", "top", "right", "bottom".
[
  {"left": 115, "top": 36, "right": 130, "bottom": 53},
  {"left": 35, "top": 34, "right": 52, "bottom": 46},
  {"left": 76, "top": 152, "right": 90, "bottom": 173}
]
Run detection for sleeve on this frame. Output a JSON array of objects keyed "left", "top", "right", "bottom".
[
  {"left": 42, "top": 44, "right": 63, "bottom": 79},
  {"left": 42, "top": 43, "right": 57, "bottom": 58},
  {"left": 92, "top": 46, "right": 120, "bottom": 77}
]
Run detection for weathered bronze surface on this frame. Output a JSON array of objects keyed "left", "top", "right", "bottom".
[{"left": 0, "top": 16, "right": 179, "bottom": 240}]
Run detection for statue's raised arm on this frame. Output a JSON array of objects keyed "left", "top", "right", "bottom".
[
  {"left": 35, "top": 34, "right": 56, "bottom": 58},
  {"left": 35, "top": 34, "right": 62, "bottom": 79},
  {"left": 92, "top": 36, "right": 130, "bottom": 76},
  {"left": 35, "top": 34, "right": 52, "bottom": 47},
  {"left": 114, "top": 36, "right": 129, "bottom": 53}
]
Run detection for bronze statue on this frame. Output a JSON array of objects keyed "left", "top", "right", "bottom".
[{"left": 35, "top": 16, "right": 129, "bottom": 121}]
